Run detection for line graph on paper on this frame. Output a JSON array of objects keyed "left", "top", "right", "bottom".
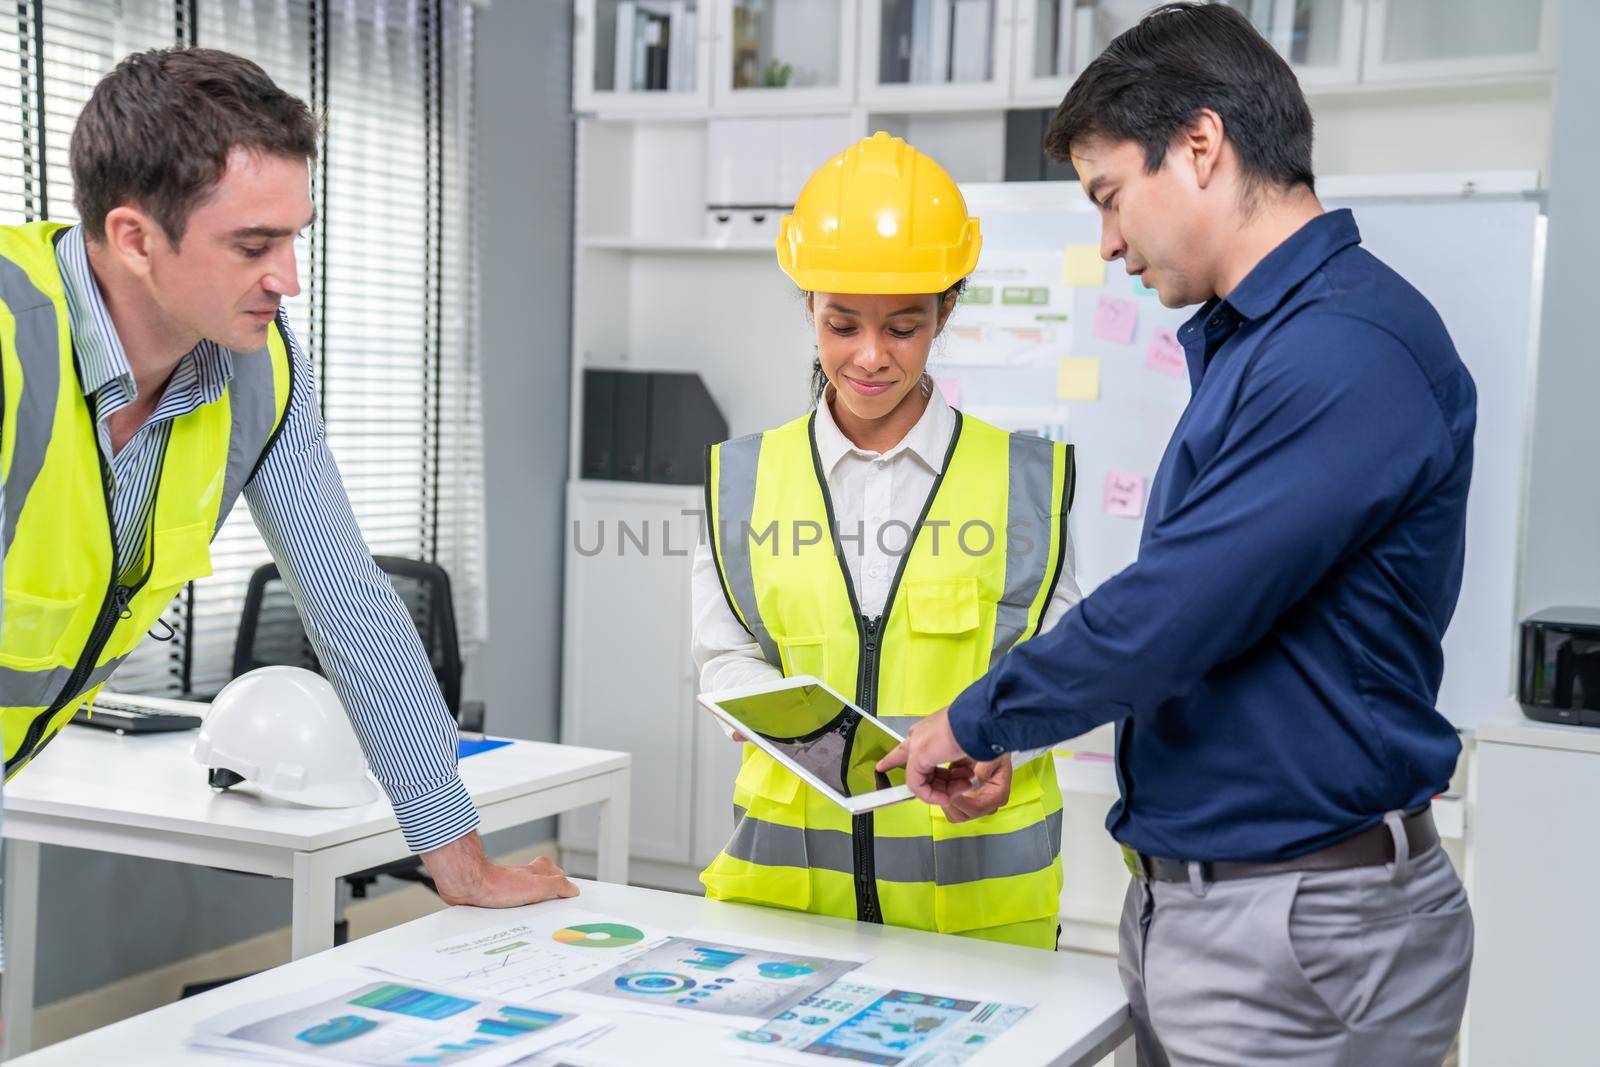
[{"left": 430, "top": 937, "right": 586, "bottom": 999}]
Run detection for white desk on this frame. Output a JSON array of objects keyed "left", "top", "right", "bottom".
[
  {"left": 10, "top": 879, "right": 1133, "bottom": 1066},
  {"left": 1465, "top": 706, "right": 1600, "bottom": 1067},
  {"left": 1, "top": 728, "right": 631, "bottom": 1059}
]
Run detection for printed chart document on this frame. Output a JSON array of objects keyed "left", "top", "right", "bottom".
[
  {"left": 189, "top": 977, "right": 606, "bottom": 1067},
  {"left": 369, "top": 909, "right": 672, "bottom": 1000},
  {"left": 960, "top": 405, "right": 1070, "bottom": 445},
  {"left": 512, "top": 1015, "right": 724, "bottom": 1067},
  {"left": 729, "top": 979, "right": 1033, "bottom": 1066},
  {"left": 935, "top": 250, "right": 1076, "bottom": 368},
  {"left": 547, "top": 931, "right": 864, "bottom": 1030}
]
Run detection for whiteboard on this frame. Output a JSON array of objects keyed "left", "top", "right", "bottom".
[{"left": 941, "top": 179, "right": 1543, "bottom": 728}]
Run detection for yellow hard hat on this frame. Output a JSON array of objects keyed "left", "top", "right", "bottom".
[{"left": 776, "top": 131, "right": 981, "bottom": 295}]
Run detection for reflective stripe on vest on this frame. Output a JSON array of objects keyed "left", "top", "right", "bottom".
[
  {"left": 0, "top": 253, "right": 59, "bottom": 556},
  {"left": 702, "top": 409, "right": 1073, "bottom": 948},
  {"left": 992, "top": 431, "right": 1069, "bottom": 668},
  {"left": 705, "top": 431, "right": 781, "bottom": 668},
  {"left": 728, "top": 804, "right": 1065, "bottom": 885},
  {"left": 0, "top": 221, "right": 292, "bottom": 775}
]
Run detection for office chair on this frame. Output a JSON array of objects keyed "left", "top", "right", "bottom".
[
  {"left": 234, "top": 555, "right": 485, "bottom": 889},
  {"left": 181, "top": 556, "right": 481, "bottom": 997},
  {"left": 233, "top": 555, "right": 481, "bottom": 730}
]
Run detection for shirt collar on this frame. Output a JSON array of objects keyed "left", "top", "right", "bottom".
[
  {"left": 1223, "top": 208, "right": 1363, "bottom": 322},
  {"left": 54, "top": 223, "right": 235, "bottom": 402},
  {"left": 813, "top": 379, "right": 956, "bottom": 476},
  {"left": 56, "top": 224, "right": 134, "bottom": 396}
]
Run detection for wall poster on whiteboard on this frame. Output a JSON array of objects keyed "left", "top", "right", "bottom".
[{"left": 937, "top": 250, "right": 1073, "bottom": 367}]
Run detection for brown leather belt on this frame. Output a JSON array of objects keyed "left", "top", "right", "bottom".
[{"left": 1134, "top": 807, "right": 1440, "bottom": 884}]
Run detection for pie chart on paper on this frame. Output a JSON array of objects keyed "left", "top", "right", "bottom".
[{"left": 552, "top": 922, "right": 645, "bottom": 948}]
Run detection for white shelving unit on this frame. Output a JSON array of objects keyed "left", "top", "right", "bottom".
[
  {"left": 1235, "top": 0, "right": 1365, "bottom": 86},
  {"left": 581, "top": 236, "right": 774, "bottom": 252},
  {"left": 557, "top": 112, "right": 824, "bottom": 890},
  {"left": 557, "top": 480, "right": 742, "bottom": 882},
  {"left": 858, "top": 0, "right": 1017, "bottom": 109},
  {"left": 574, "top": 0, "right": 1559, "bottom": 119},
  {"left": 1361, "top": 0, "right": 1558, "bottom": 83},
  {"left": 712, "top": 0, "right": 859, "bottom": 112},
  {"left": 575, "top": 0, "right": 715, "bottom": 116}
]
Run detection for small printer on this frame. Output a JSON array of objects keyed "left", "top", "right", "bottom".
[{"left": 1519, "top": 607, "right": 1600, "bottom": 727}]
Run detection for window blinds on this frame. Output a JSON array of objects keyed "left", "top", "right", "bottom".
[
  {"left": 183, "top": 0, "right": 319, "bottom": 698},
  {"left": 0, "top": 0, "right": 486, "bottom": 698}
]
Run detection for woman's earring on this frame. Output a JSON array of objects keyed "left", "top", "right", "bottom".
[{"left": 920, "top": 372, "right": 934, "bottom": 397}]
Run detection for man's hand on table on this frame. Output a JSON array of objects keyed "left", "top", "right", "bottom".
[{"left": 423, "top": 830, "right": 579, "bottom": 907}]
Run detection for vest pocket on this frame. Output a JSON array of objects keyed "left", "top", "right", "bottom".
[
  {"left": 0, "top": 587, "right": 88, "bottom": 669},
  {"left": 928, "top": 766, "right": 1060, "bottom": 934},
  {"left": 100, "top": 522, "right": 218, "bottom": 658},
  {"left": 905, "top": 577, "right": 980, "bottom": 635},
  {"left": 147, "top": 521, "right": 215, "bottom": 590},
  {"left": 776, "top": 633, "right": 827, "bottom": 680}
]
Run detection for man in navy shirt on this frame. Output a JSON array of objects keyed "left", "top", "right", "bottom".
[{"left": 880, "top": 4, "right": 1474, "bottom": 1063}]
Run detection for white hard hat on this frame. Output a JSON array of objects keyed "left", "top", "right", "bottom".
[{"left": 193, "top": 666, "right": 380, "bottom": 809}]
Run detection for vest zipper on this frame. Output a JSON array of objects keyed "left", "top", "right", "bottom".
[
  {"left": 806, "top": 411, "right": 964, "bottom": 928},
  {"left": 7, "top": 408, "right": 164, "bottom": 775},
  {"left": 852, "top": 613, "right": 883, "bottom": 925}
]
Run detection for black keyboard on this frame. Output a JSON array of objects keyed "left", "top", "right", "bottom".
[{"left": 72, "top": 695, "right": 203, "bottom": 734}]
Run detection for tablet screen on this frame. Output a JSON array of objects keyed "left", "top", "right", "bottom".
[{"left": 713, "top": 683, "right": 908, "bottom": 798}]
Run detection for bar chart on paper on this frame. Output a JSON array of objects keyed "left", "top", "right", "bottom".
[
  {"left": 733, "top": 981, "right": 1033, "bottom": 1066},
  {"left": 197, "top": 979, "right": 597, "bottom": 1065}
]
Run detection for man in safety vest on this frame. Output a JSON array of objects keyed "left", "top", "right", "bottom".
[{"left": 0, "top": 46, "right": 577, "bottom": 985}]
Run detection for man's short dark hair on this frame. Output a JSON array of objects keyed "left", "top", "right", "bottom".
[
  {"left": 71, "top": 47, "right": 319, "bottom": 244},
  {"left": 1044, "top": 2, "right": 1314, "bottom": 195}
]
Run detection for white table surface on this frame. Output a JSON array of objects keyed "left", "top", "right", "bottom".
[
  {"left": 10, "top": 879, "right": 1132, "bottom": 1067},
  {"left": 3, "top": 725, "right": 629, "bottom": 850},
  {"left": 1, "top": 726, "right": 632, "bottom": 1060},
  {"left": 1473, "top": 701, "right": 1600, "bottom": 754}
]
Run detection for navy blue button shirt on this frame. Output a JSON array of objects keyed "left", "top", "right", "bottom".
[{"left": 949, "top": 209, "right": 1477, "bottom": 862}]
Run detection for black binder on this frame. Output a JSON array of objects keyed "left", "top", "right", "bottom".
[
  {"left": 581, "top": 370, "right": 727, "bottom": 486},
  {"left": 612, "top": 372, "right": 651, "bottom": 480}
]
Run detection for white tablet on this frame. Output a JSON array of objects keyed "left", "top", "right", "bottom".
[{"left": 698, "top": 675, "right": 918, "bottom": 815}]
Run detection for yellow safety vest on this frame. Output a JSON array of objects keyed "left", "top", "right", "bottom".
[
  {"left": 0, "top": 222, "right": 291, "bottom": 776},
  {"left": 703, "top": 408, "right": 1075, "bottom": 949}
]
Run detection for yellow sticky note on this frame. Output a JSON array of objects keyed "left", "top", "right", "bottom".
[
  {"left": 1062, "top": 244, "right": 1106, "bottom": 288},
  {"left": 1058, "top": 356, "right": 1101, "bottom": 400}
]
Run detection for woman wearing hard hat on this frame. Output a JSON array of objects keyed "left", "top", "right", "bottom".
[{"left": 691, "top": 132, "right": 1081, "bottom": 949}]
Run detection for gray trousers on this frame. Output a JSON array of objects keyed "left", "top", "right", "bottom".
[{"left": 1118, "top": 836, "right": 1473, "bottom": 1067}]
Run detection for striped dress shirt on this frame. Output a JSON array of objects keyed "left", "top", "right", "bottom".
[{"left": 0, "top": 225, "right": 480, "bottom": 855}]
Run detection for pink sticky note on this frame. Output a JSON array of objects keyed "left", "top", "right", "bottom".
[
  {"left": 1103, "top": 470, "right": 1147, "bottom": 519},
  {"left": 934, "top": 375, "right": 962, "bottom": 406},
  {"left": 1091, "top": 295, "right": 1139, "bottom": 346},
  {"left": 1144, "top": 328, "right": 1186, "bottom": 378}
]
